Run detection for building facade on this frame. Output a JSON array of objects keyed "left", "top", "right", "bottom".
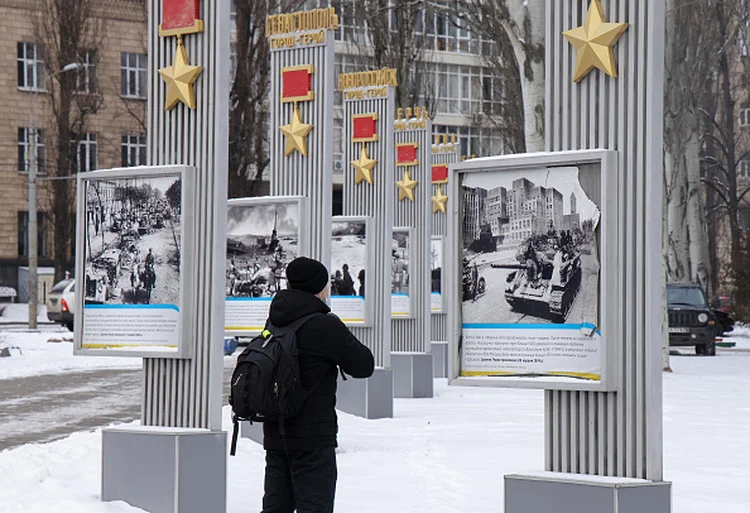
[{"left": 0, "top": 0, "right": 148, "bottom": 292}]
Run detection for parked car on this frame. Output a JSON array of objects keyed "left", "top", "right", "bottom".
[
  {"left": 46, "top": 279, "right": 75, "bottom": 331},
  {"left": 667, "top": 282, "right": 716, "bottom": 356}
]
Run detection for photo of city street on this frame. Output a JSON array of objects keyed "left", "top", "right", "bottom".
[
  {"left": 226, "top": 200, "right": 300, "bottom": 298},
  {"left": 460, "top": 167, "right": 600, "bottom": 325},
  {"left": 83, "top": 176, "right": 183, "bottom": 307}
]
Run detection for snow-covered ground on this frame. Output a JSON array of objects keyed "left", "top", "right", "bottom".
[
  {"left": 0, "top": 303, "right": 49, "bottom": 323},
  {"left": 0, "top": 331, "right": 140, "bottom": 381},
  {"left": 722, "top": 322, "right": 750, "bottom": 350},
  {"left": 1, "top": 349, "right": 749, "bottom": 512}
]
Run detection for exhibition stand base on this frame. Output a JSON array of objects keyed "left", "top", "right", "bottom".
[
  {"left": 430, "top": 341, "right": 448, "bottom": 378},
  {"left": 392, "top": 351, "right": 434, "bottom": 398},
  {"left": 101, "top": 426, "right": 227, "bottom": 513},
  {"left": 504, "top": 472, "right": 671, "bottom": 513},
  {"left": 337, "top": 367, "right": 393, "bottom": 419}
]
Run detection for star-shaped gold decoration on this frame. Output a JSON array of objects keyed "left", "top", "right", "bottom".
[
  {"left": 351, "top": 145, "right": 377, "bottom": 185},
  {"left": 562, "top": 0, "right": 629, "bottom": 83},
  {"left": 432, "top": 185, "right": 448, "bottom": 214},
  {"left": 158, "top": 38, "right": 203, "bottom": 110},
  {"left": 280, "top": 104, "right": 313, "bottom": 157},
  {"left": 396, "top": 169, "right": 418, "bottom": 202}
]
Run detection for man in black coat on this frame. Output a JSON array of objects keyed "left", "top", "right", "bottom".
[{"left": 262, "top": 257, "right": 374, "bottom": 513}]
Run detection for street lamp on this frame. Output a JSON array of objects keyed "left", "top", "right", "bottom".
[{"left": 28, "top": 61, "right": 82, "bottom": 329}]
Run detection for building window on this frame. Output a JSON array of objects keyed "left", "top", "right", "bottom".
[
  {"left": 121, "top": 134, "right": 147, "bottom": 167},
  {"left": 121, "top": 52, "right": 147, "bottom": 99},
  {"left": 740, "top": 107, "right": 750, "bottom": 127},
  {"left": 77, "top": 50, "right": 98, "bottom": 93},
  {"left": 740, "top": 158, "right": 750, "bottom": 178},
  {"left": 18, "top": 211, "right": 47, "bottom": 258},
  {"left": 18, "top": 128, "right": 46, "bottom": 174},
  {"left": 18, "top": 42, "right": 45, "bottom": 91},
  {"left": 75, "top": 134, "right": 97, "bottom": 172}
]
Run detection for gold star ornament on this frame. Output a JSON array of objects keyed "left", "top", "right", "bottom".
[
  {"left": 280, "top": 104, "right": 313, "bottom": 157},
  {"left": 351, "top": 145, "right": 377, "bottom": 185},
  {"left": 396, "top": 169, "right": 418, "bottom": 202},
  {"left": 432, "top": 185, "right": 448, "bottom": 214},
  {"left": 563, "top": 0, "right": 629, "bottom": 83},
  {"left": 158, "top": 37, "right": 203, "bottom": 110}
]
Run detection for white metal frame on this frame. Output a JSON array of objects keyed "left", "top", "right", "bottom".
[
  {"left": 224, "top": 195, "right": 309, "bottom": 336},
  {"left": 74, "top": 164, "right": 196, "bottom": 359},
  {"left": 447, "top": 150, "right": 620, "bottom": 392},
  {"left": 331, "top": 215, "right": 374, "bottom": 327}
]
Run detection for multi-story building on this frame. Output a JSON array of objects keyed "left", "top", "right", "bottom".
[
  {"left": 462, "top": 186, "right": 487, "bottom": 246},
  {"left": 486, "top": 186, "right": 508, "bottom": 242},
  {"left": 0, "top": 0, "right": 148, "bottom": 291},
  {"left": 504, "top": 178, "right": 564, "bottom": 242}
]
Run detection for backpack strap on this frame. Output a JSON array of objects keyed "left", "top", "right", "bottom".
[{"left": 265, "top": 312, "right": 324, "bottom": 337}]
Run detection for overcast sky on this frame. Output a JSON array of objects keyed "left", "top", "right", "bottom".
[{"left": 462, "top": 166, "right": 600, "bottom": 227}]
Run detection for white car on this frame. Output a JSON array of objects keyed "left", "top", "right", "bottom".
[{"left": 46, "top": 279, "right": 75, "bottom": 331}]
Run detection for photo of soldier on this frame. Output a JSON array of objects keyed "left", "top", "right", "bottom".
[{"left": 330, "top": 219, "right": 367, "bottom": 299}]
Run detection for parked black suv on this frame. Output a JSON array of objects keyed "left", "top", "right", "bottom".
[{"left": 667, "top": 282, "right": 716, "bottom": 356}]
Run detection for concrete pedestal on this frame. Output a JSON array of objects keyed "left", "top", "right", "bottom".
[
  {"left": 102, "top": 426, "right": 227, "bottom": 513},
  {"left": 240, "top": 420, "right": 264, "bottom": 445},
  {"left": 505, "top": 472, "right": 671, "bottom": 513},
  {"left": 391, "top": 352, "right": 433, "bottom": 398},
  {"left": 430, "top": 341, "right": 448, "bottom": 378},
  {"left": 336, "top": 367, "right": 393, "bottom": 419}
]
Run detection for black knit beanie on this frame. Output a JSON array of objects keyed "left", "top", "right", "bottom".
[{"left": 286, "top": 257, "right": 329, "bottom": 295}]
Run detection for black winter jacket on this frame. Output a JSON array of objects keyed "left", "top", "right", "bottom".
[{"left": 262, "top": 289, "right": 374, "bottom": 452}]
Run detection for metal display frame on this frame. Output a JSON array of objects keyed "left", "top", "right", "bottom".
[
  {"left": 391, "top": 226, "right": 414, "bottom": 319},
  {"left": 224, "top": 195, "right": 309, "bottom": 336},
  {"left": 74, "top": 164, "right": 196, "bottom": 359},
  {"left": 447, "top": 150, "right": 620, "bottom": 392},
  {"left": 330, "top": 215, "right": 374, "bottom": 327}
]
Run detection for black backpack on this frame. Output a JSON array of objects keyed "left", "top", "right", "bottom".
[{"left": 228, "top": 313, "right": 322, "bottom": 456}]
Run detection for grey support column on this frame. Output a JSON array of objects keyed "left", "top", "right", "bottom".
[
  {"left": 101, "top": 2, "right": 230, "bottom": 512},
  {"left": 544, "top": 0, "right": 666, "bottom": 481},
  {"left": 430, "top": 134, "right": 458, "bottom": 378},
  {"left": 390, "top": 108, "right": 433, "bottom": 398},
  {"left": 267, "top": 8, "right": 337, "bottom": 266},
  {"left": 336, "top": 69, "right": 398, "bottom": 419},
  {"left": 507, "top": 1, "right": 669, "bottom": 511}
]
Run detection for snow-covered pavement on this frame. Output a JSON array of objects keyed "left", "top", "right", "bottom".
[
  {"left": 0, "top": 345, "right": 748, "bottom": 512},
  {"left": 0, "top": 331, "right": 140, "bottom": 381}
]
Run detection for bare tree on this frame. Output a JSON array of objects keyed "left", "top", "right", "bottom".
[
  {"left": 459, "top": 0, "right": 544, "bottom": 153},
  {"left": 32, "top": 0, "right": 105, "bottom": 282},
  {"left": 229, "top": 0, "right": 276, "bottom": 198},
  {"left": 336, "top": 0, "right": 436, "bottom": 111},
  {"left": 664, "top": 0, "right": 715, "bottom": 296},
  {"left": 700, "top": 0, "right": 750, "bottom": 300}
]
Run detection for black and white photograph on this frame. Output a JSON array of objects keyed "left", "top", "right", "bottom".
[
  {"left": 460, "top": 167, "right": 600, "bottom": 325},
  {"left": 392, "top": 229, "right": 410, "bottom": 296},
  {"left": 431, "top": 237, "right": 444, "bottom": 313},
  {"left": 83, "top": 175, "right": 183, "bottom": 307},
  {"left": 331, "top": 219, "right": 367, "bottom": 299},
  {"left": 225, "top": 199, "right": 300, "bottom": 299}
]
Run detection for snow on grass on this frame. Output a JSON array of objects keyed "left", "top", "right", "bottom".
[
  {"left": 1, "top": 353, "right": 749, "bottom": 512},
  {"left": 0, "top": 303, "right": 49, "bottom": 323},
  {"left": 0, "top": 331, "right": 140, "bottom": 381}
]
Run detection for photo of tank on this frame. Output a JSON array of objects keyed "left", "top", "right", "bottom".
[
  {"left": 493, "top": 229, "right": 583, "bottom": 323},
  {"left": 460, "top": 167, "right": 600, "bottom": 325},
  {"left": 225, "top": 199, "right": 300, "bottom": 299}
]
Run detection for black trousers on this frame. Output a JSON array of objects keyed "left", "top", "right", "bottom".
[{"left": 262, "top": 446, "right": 337, "bottom": 513}]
